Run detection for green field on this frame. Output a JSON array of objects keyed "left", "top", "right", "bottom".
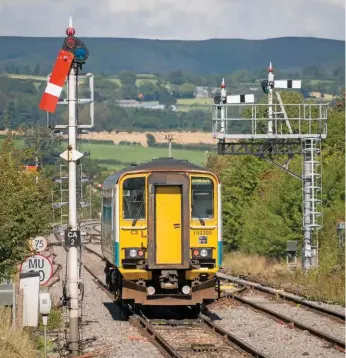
[
  {"left": 177, "top": 98, "right": 213, "bottom": 105},
  {"left": 308, "top": 79, "right": 336, "bottom": 85},
  {"left": 107, "top": 74, "right": 158, "bottom": 87},
  {"left": 85, "top": 143, "right": 206, "bottom": 166},
  {"left": 7, "top": 74, "right": 46, "bottom": 81},
  {"left": 176, "top": 97, "right": 213, "bottom": 112},
  {"left": 0, "top": 137, "right": 207, "bottom": 169}
]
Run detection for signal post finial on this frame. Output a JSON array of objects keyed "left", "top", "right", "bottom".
[{"left": 66, "top": 16, "right": 75, "bottom": 36}]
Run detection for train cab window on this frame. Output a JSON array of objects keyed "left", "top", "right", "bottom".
[
  {"left": 123, "top": 177, "right": 146, "bottom": 220},
  {"left": 191, "top": 177, "right": 214, "bottom": 219}
]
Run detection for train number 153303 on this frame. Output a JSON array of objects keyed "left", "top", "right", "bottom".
[{"left": 194, "top": 230, "right": 212, "bottom": 236}]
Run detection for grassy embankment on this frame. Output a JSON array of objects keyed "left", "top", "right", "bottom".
[
  {"left": 0, "top": 308, "right": 36, "bottom": 358},
  {"left": 0, "top": 305, "right": 63, "bottom": 357},
  {"left": 223, "top": 252, "right": 345, "bottom": 305}
]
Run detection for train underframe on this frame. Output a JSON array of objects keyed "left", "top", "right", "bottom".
[{"left": 104, "top": 262, "right": 217, "bottom": 307}]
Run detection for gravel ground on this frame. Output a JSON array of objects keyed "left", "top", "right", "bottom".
[
  {"left": 47, "top": 233, "right": 163, "bottom": 358},
  {"left": 219, "top": 273, "right": 346, "bottom": 315},
  {"left": 208, "top": 299, "right": 345, "bottom": 358},
  {"left": 243, "top": 291, "right": 345, "bottom": 342},
  {"left": 153, "top": 323, "right": 247, "bottom": 358},
  {"left": 80, "top": 268, "right": 162, "bottom": 358}
]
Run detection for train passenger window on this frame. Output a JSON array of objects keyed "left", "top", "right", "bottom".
[
  {"left": 191, "top": 177, "right": 214, "bottom": 219},
  {"left": 123, "top": 177, "right": 146, "bottom": 220}
]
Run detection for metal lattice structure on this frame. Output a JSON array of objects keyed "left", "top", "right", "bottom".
[
  {"left": 212, "top": 63, "right": 328, "bottom": 271},
  {"left": 52, "top": 162, "right": 91, "bottom": 226}
]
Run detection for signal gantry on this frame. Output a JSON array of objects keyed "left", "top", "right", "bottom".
[{"left": 212, "top": 64, "right": 328, "bottom": 271}]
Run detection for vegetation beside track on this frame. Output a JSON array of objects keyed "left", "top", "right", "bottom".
[
  {"left": 209, "top": 90, "right": 345, "bottom": 304},
  {"left": 222, "top": 252, "right": 345, "bottom": 304},
  {"left": 0, "top": 133, "right": 53, "bottom": 281},
  {"left": 0, "top": 307, "right": 37, "bottom": 358}
]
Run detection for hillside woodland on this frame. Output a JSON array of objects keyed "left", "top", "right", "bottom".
[{"left": 0, "top": 36, "right": 344, "bottom": 75}]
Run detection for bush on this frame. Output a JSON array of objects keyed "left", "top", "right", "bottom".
[
  {"left": 0, "top": 134, "right": 52, "bottom": 280},
  {"left": 146, "top": 133, "right": 156, "bottom": 147}
]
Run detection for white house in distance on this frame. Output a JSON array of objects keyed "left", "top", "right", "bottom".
[{"left": 116, "top": 100, "right": 176, "bottom": 111}]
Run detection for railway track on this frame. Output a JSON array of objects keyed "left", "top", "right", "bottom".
[
  {"left": 217, "top": 273, "right": 345, "bottom": 352},
  {"left": 130, "top": 309, "right": 269, "bottom": 358},
  {"left": 217, "top": 272, "right": 345, "bottom": 321},
  {"left": 55, "top": 224, "right": 345, "bottom": 357},
  {"left": 81, "top": 247, "right": 268, "bottom": 357}
]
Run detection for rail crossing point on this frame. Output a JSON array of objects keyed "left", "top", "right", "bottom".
[
  {"left": 65, "top": 229, "right": 81, "bottom": 248},
  {"left": 30, "top": 236, "right": 48, "bottom": 253},
  {"left": 20, "top": 254, "right": 53, "bottom": 286}
]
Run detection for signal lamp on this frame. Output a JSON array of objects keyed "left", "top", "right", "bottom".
[
  {"left": 193, "top": 249, "right": 200, "bottom": 257},
  {"left": 65, "top": 37, "right": 76, "bottom": 49},
  {"left": 74, "top": 46, "right": 88, "bottom": 63},
  {"left": 261, "top": 80, "right": 269, "bottom": 95},
  {"left": 138, "top": 250, "right": 144, "bottom": 257}
]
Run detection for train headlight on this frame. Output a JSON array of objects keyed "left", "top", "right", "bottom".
[
  {"left": 193, "top": 249, "right": 200, "bottom": 257},
  {"left": 138, "top": 250, "right": 144, "bottom": 257},
  {"left": 200, "top": 249, "right": 208, "bottom": 257},
  {"left": 125, "top": 248, "right": 146, "bottom": 259},
  {"left": 191, "top": 248, "right": 212, "bottom": 259},
  {"left": 129, "top": 249, "right": 137, "bottom": 258}
]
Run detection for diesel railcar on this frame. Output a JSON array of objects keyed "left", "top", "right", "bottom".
[{"left": 101, "top": 158, "right": 222, "bottom": 307}]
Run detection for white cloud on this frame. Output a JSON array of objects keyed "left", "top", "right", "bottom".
[{"left": 0, "top": 0, "right": 344, "bottom": 40}]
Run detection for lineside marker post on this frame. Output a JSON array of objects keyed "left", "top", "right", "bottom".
[{"left": 67, "top": 61, "right": 80, "bottom": 356}]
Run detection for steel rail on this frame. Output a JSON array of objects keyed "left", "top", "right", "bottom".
[
  {"left": 83, "top": 245, "right": 104, "bottom": 260},
  {"left": 226, "top": 292, "right": 345, "bottom": 352},
  {"left": 82, "top": 250, "right": 270, "bottom": 358},
  {"left": 198, "top": 313, "right": 270, "bottom": 358},
  {"left": 217, "top": 272, "right": 345, "bottom": 321}
]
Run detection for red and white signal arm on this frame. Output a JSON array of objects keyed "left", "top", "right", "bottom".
[
  {"left": 39, "top": 49, "right": 74, "bottom": 113},
  {"left": 20, "top": 254, "right": 53, "bottom": 286}
]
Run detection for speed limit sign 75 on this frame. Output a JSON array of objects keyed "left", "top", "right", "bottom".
[{"left": 30, "top": 236, "right": 48, "bottom": 253}]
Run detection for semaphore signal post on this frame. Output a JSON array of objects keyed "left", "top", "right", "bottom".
[
  {"left": 39, "top": 17, "right": 94, "bottom": 356},
  {"left": 212, "top": 63, "right": 328, "bottom": 271}
]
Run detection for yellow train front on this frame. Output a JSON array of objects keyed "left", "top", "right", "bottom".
[{"left": 101, "top": 158, "right": 222, "bottom": 307}]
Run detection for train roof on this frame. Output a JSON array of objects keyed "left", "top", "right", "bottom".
[{"left": 103, "top": 157, "right": 214, "bottom": 188}]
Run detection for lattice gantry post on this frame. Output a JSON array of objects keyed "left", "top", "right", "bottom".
[{"left": 212, "top": 63, "right": 328, "bottom": 271}]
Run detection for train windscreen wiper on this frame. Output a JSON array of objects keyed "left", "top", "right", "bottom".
[
  {"left": 132, "top": 202, "right": 144, "bottom": 226},
  {"left": 192, "top": 204, "right": 205, "bottom": 226}
]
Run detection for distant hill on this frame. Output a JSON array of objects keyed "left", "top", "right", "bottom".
[{"left": 0, "top": 36, "right": 344, "bottom": 75}]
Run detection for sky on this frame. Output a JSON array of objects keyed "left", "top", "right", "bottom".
[{"left": 0, "top": 0, "right": 344, "bottom": 40}]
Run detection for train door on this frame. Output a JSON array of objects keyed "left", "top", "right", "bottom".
[
  {"left": 155, "top": 185, "right": 182, "bottom": 265},
  {"left": 148, "top": 173, "right": 190, "bottom": 269}
]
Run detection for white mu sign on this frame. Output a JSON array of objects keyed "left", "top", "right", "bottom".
[{"left": 20, "top": 254, "right": 53, "bottom": 286}]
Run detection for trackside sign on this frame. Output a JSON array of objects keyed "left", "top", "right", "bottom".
[{"left": 20, "top": 254, "right": 53, "bottom": 286}]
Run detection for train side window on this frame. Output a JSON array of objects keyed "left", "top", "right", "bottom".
[
  {"left": 191, "top": 177, "right": 214, "bottom": 219},
  {"left": 123, "top": 177, "right": 146, "bottom": 220}
]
